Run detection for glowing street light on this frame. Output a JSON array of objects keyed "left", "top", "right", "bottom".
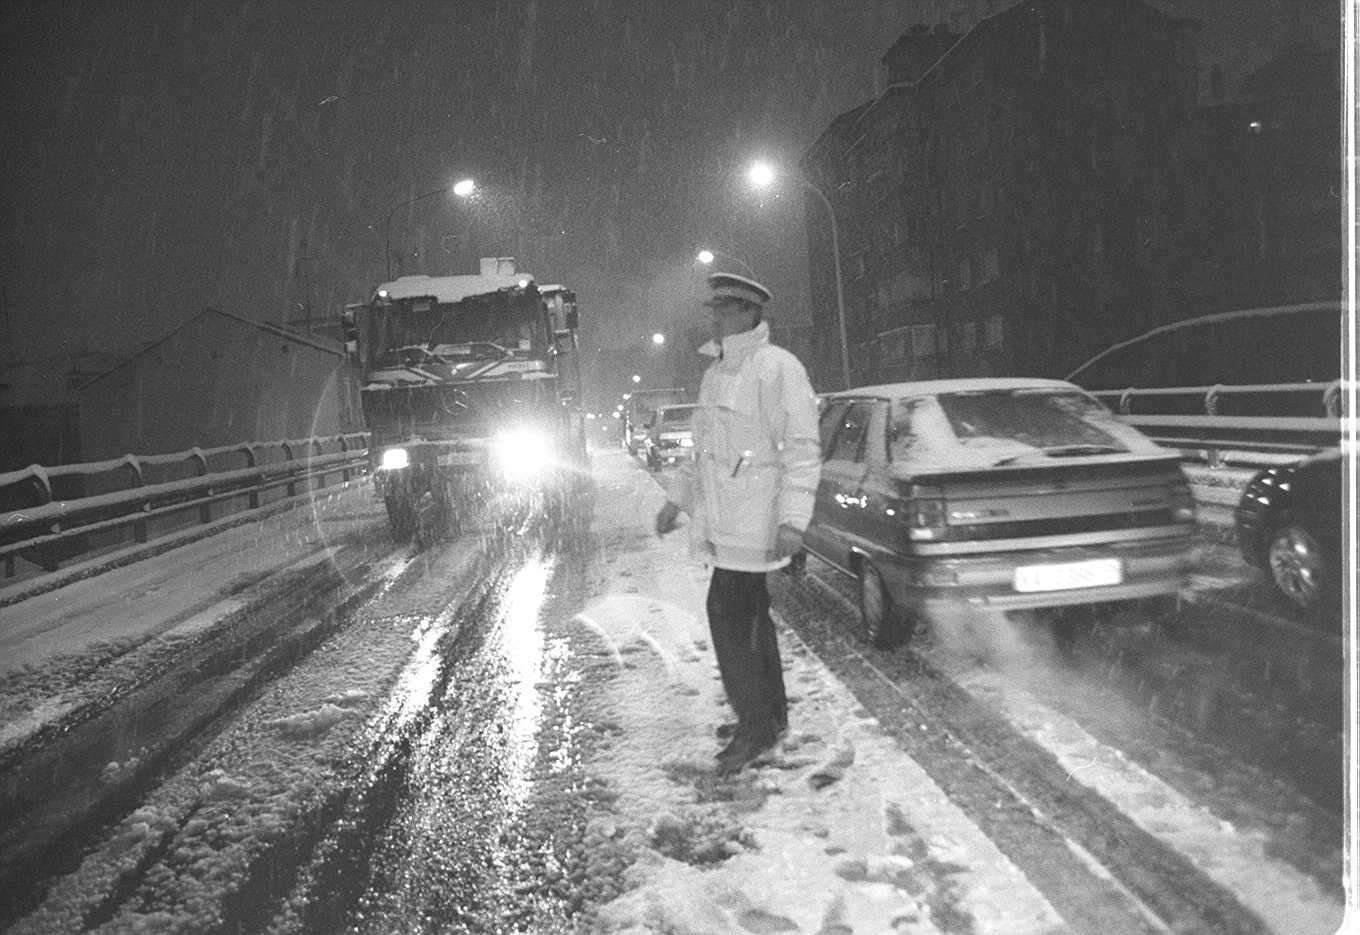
[
  {"left": 651, "top": 332, "right": 665, "bottom": 345},
  {"left": 631, "top": 374, "right": 641, "bottom": 383},
  {"left": 748, "top": 161, "right": 776, "bottom": 188},
  {"left": 748, "top": 160, "right": 849, "bottom": 390},
  {"left": 382, "top": 178, "right": 476, "bottom": 280},
  {"left": 695, "top": 247, "right": 757, "bottom": 279}
]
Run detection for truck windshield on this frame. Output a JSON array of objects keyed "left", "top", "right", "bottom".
[{"left": 374, "top": 304, "right": 536, "bottom": 356}]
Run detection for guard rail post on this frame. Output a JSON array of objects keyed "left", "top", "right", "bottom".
[
  {"left": 127, "top": 455, "right": 149, "bottom": 544},
  {"left": 3, "top": 465, "right": 54, "bottom": 578},
  {"left": 340, "top": 435, "right": 353, "bottom": 483},
  {"left": 240, "top": 445, "right": 258, "bottom": 511},
  {"left": 283, "top": 441, "right": 299, "bottom": 498},
  {"left": 194, "top": 449, "right": 212, "bottom": 524}
]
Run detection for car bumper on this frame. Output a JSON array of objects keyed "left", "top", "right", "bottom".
[
  {"left": 873, "top": 535, "right": 1200, "bottom": 613},
  {"left": 649, "top": 443, "right": 692, "bottom": 462}
]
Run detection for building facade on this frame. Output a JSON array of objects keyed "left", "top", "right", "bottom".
[{"left": 801, "top": 0, "right": 1337, "bottom": 391}]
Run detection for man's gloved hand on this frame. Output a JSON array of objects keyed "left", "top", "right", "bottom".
[
  {"left": 655, "top": 501, "right": 681, "bottom": 536},
  {"left": 775, "top": 524, "right": 804, "bottom": 560}
]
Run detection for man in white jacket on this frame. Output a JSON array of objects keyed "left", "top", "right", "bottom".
[{"left": 655, "top": 273, "right": 822, "bottom": 774}]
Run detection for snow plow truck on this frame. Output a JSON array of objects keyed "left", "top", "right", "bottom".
[{"left": 344, "top": 257, "right": 587, "bottom": 543}]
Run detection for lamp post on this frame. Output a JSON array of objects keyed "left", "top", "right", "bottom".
[
  {"left": 695, "top": 247, "right": 757, "bottom": 280},
  {"left": 382, "top": 178, "right": 475, "bottom": 281},
  {"left": 748, "top": 160, "right": 850, "bottom": 390}
]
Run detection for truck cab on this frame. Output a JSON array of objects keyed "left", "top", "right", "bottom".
[{"left": 345, "top": 258, "right": 585, "bottom": 542}]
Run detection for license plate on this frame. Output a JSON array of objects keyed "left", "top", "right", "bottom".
[
  {"left": 1014, "top": 557, "right": 1122, "bottom": 593},
  {"left": 437, "top": 451, "right": 481, "bottom": 466}
]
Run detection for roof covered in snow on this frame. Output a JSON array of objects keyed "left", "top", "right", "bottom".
[
  {"left": 824, "top": 377, "right": 1083, "bottom": 399},
  {"left": 373, "top": 272, "right": 535, "bottom": 305}
]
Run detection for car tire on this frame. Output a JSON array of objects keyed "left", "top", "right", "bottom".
[
  {"left": 858, "top": 561, "right": 901, "bottom": 649},
  {"left": 1266, "top": 520, "right": 1331, "bottom": 612}
]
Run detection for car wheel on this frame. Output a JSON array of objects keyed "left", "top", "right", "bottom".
[
  {"left": 1267, "top": 522, "right": 1330, "bottom": 611},
  {"left": 858, "top": 562, "right": 900, "bottom": 649}
]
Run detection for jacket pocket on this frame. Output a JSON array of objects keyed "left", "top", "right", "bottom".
[{"left": 709, "top": 466, "right": 778, "bottom": 554}]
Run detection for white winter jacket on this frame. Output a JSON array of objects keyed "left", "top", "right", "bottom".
[{"left": 665, "top": 320, "right": 822, "bottom": 572}]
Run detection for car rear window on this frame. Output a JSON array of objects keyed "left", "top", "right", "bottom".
[{"left": 889, "top": 389, "right": 1158, "bottom": 470}]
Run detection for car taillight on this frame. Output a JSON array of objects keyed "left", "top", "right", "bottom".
[
  {"left": 904, "top": 484, "right": 947, "bottom": 540},
  {"left": 1169, "top": 481, "right": 1197, "bottom": 523}
]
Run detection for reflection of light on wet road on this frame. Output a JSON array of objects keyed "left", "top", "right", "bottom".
[
  {"left": 386, "top": 613, "right": 449, "bottom": 732},
  {"left": 499, "top": 557, "right": 552, "bottom": 811}
]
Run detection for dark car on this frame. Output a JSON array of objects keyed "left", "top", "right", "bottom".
[
  {"left": 643, "top": 404, "right": 697, "bottom": 471},
  {"left": 1233, "top": 448, "right": 1343, "bottom": 613},
  {"left": 804, "top": 378, "right": 1199, "bottom": 648}
]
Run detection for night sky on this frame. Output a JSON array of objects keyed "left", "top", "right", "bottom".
[{"left": 0, "top": 0, "right": 1342, "bottom": 399}]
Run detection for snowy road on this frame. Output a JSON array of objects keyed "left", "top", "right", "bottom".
[{"left": 0, "top": 448, "right": 1346, "bottom": 933}]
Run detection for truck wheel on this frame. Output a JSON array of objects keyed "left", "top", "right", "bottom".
[{"left": 384, "top": 495, "right": 415, "bottom": 544}]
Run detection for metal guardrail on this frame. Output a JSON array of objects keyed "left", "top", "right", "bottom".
[
  {"left": 1, "top": 434, "right": 370, "bottom": 579},
  {"left": 1, "top": 383, "right": 1345, "bottom": 583},
  {"left": 1091, "top": 380, "right": 1345, "bottom": 466}
]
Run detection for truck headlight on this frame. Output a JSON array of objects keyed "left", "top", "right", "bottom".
[
  {"left": 492, "top": 427, "right": 553, "bottom": 480},
  {"left": 379, "top": 447, "right": 410, "bottom": 471}
]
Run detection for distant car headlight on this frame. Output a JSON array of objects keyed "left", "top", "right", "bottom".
[
  {"left": 679, "top": 437, "right": 694, "bottom": 447},
  {"left": 379, "top": 447, "right": 410, "bottom": 471},
  {"left": 492, "top": 427, "right": 554, "bottom": 480}
]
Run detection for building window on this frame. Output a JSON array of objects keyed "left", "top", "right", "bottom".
[
  {"left": 911, "top": 323, "right": 937, "bottom": 357},
  {"left": 980, "top": 247, "right": 1000, "bottom": 283},
  {"left": 957, "top": 258, "right": 972, "bottom": 292},
  {"left": 984, "top": 314, "right": 1004, "bottom": 347},
  {"left": 957, "top": 320, "right": 977, "bottom": 350},
  {"left": 881, "top": 328, "right": 908, "bottom": 362},
  {"left": 977, "top": 183, "right": 992, "bottom": 217}
]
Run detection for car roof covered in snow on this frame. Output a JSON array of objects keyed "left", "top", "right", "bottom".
[{"left": 824, "top": 377, "right": 1083, "bottom": 399}]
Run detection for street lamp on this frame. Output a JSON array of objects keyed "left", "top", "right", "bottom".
[
  {"left": 651, "top": 332, "right": 665, "bottom": 346},
  {"left": 695, "top": 247, "right": 757, "bottom": 279},
  {"left": 748, "top": 160, "right": 850, "bottom": 390},
  {"left": 382, "top": 178, "right": 476, "bottom": 281}
]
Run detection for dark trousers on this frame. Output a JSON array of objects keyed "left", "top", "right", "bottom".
[{"left": 706, "top": 568, "right": 788, "bottom": 741}]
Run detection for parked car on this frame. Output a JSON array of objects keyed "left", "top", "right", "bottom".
[
  {"left": 624, "top": 387, "right": 689, "bottom": 455},
  {"left": 643, "top": 404, "right": 697, "bottom": 471},
  {"left": 804, "top": 378, "right": 1200, "bottom": 648},
  {"left": 1233, "top": 448, "right": 1343, "bottom": 613}
]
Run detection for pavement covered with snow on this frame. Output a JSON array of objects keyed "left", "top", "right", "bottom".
[{"left": 0, "top": 447, "right": 1348, "bottom": 933}]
